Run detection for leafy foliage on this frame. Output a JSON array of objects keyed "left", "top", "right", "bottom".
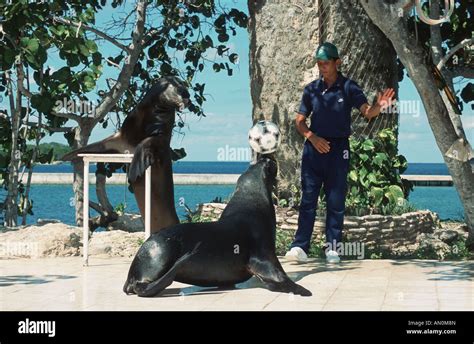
[
  {"left": 345, "top": 128, "right": 414, "bottom": 216},
  {"left": 0, "top": 0, "right": 247, "bottom": 222},
  {"left": 278, "top": 128, "right": 413, "bottom": 216}
]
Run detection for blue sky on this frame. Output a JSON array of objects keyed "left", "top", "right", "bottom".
[{"left": 6, "top": 1, "right": 473, "bottom": 163}]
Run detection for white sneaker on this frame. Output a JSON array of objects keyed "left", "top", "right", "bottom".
[
  {"left": 285, "top": 247, "right": 308, "bottom": 262},
  {"left": 326, "top": 250, "right": 341, "bottom": 264}
]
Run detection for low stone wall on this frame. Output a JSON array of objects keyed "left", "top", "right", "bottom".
[{"left": 198, "top": 203, "right": 440, "bottom": 250}]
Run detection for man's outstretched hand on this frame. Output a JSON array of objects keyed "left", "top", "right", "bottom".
[{"left": 376, "top": 88, "right": 396, "bottom": 110}]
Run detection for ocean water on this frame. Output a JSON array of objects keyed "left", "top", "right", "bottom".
[
  {"left": 22, "top": 183, "right": 464, "bottom": 226},
  {"left": 9, "top": 162, "right": 466, "bottom": 225},
  {"left": 26, "top": 184, "right": 236, "bottom": 225}
]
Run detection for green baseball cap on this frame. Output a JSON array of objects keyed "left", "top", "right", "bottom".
[{"left": 315, "top": 42, "right": 339, "bottom": 60}]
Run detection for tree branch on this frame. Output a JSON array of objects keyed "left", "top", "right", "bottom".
[
  {"left": 24, "top": 121, "right": 73, "bottom": 132},
  {"left": 52, "top": 16, "right": 132, "bottom": 54},
  {"left": 89, "top": 200, "right": 105, "bottom": 217},
  {"left": 437, "top": 38, "right": 474, "bottom": 70},
  {"left": 429, "top": 0, "right": 443, "bottom": 65},
  {"left": 92, "top": 0, "right": 148, "bottom": 122},
  {"left": 51, "top": 110, "right": 81, "bottom": 121},
  {"left": 16, "top": 66, "right": 34, "bottom": 99}
]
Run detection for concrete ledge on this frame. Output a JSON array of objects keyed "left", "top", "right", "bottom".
[
  {"left": 21, "top": 173, "right": 239, "bottom": 185},
  {"left": 20, "top": 173, "right": 454, "bottom": 186}
]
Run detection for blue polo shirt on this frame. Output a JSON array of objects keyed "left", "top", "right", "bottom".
[{"left": 298, "top": 73, "right": 368, "bottom": 138}]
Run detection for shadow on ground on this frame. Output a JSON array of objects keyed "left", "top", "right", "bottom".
[
  {"left": 155, "top": 258, "right": 360, "bottom": 298},
  {"left": 389, "top": 260, "right": 474, "bottom": 281},
  {"left": 0, "top": 274, "right": 77, "bottom": 287}
]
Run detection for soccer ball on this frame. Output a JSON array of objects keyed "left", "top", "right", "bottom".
[{"left": 248, "top": 120, "right": 281, "bottom": 154}]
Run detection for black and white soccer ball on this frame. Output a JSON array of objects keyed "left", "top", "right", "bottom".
[{"left": 248, "top": 120, "right": 281, "bottom": 154}]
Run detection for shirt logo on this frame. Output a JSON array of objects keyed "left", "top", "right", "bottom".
[{"left": 338, "top": 98, "right": 344, "bottom": 103}]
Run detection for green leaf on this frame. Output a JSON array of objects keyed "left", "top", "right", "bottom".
[
  {"left": 79, "top": 44, "right": 91, "bottom": 57},
  {"left": 369, "top": 187, "right": 384, "bottom": 206},
  {"left": 85, "top": 40, "right": 98, "bottom": 53},
  {"left": 92, "top": 52, "right": 102, "bottom": 65},
  {"left": 31, "top": 94, "right": 52, "bottom": 113},
  {"left": 2, "top": 47, "right": 16, "bottom": 67},
  {"left": 374, "top": 152, "right": 388, "bottom": 166},
  {"left": 160, "top": 62, "right": 172, "bottom": 75},
  {"left": 361, "top": 140, "right": 375, "bottom": 151},
  {"left": 385, "top": 185, "right": 404, "bottom": 205},
  {"left": 52, "top": 67, "right": 71, "bottom": 82},
  {"left": 217, "top": 33, "right": 229, "bottom": 42},
  {"left": 349, "top": 170, "right": 358, "bottom": 182},
  {"left": 229, "top": 53, "right": 239, "bottom": 64},
  {"left": 366, "top": 173, "right": 377, "bottom": 184},
  {"left": 460, "top": 83, "right": 473, "bottom": 103},
  {"left": 67, "top": 54, "right": 80, "bottom": 67},
  {"left": 36, "top": 46, "right": 47, "bottom": 65},
  {"left": 21, "top": 38, "right": 40, "bottom": 54}
]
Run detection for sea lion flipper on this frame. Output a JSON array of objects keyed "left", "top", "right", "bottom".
[
  {"left": 128, "top": 137, "right": 157, "bottom": 183},
  {"left": 134, "top": 242, "right": 201, "bottom": 297},
  {"left": 61, "top": 135, "right": 124, "bottom": 161},
  {"left": 248, "top": 255, "right": 312, "bottom": 297}
]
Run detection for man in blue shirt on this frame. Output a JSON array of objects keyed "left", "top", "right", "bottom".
[{"left": 285, "top": 42, "right": 395, "bottom": 263}]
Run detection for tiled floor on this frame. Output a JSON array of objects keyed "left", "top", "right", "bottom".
[{"left": 1, "top": 257, "right": 472, "bottom": 311}]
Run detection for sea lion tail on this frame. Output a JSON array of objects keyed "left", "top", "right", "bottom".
[{"left": 134, "top": 242, "right": 202, "bottom": 297}]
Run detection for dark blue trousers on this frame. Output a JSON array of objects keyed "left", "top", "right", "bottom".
[{"left": 291, "top": 138, "right": 350, "bottom": 253}]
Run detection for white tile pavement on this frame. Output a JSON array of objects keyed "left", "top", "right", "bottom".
[{"left": 0, "top": 257, "right": 472, "bottom": 311}]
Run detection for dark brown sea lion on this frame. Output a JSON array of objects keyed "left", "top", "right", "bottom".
[
  {"left": 123, "top": 156, "right": 312, "bottom": 297},
  {"left": 62, "top": 76, "right": 190, "bottom": 234}
]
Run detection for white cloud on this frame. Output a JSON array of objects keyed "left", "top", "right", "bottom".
[
  {"left": 398, "top": 132, "right": 420, "bottom": 141},
  {"left": 461, "top": 115, "right": 474, "bottom": 130}
]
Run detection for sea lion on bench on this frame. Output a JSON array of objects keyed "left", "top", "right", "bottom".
[{"left": 62, "top": 76, "right": 190, "bottom": 234}]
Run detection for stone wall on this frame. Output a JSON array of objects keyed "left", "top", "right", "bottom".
[{"left": 198, "top": 203, "right": 440, "bottom": 250}]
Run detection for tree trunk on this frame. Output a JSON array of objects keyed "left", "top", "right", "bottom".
[
  {"left": 429, "top": 0, "right": 468, "bottom": 141},
  {"left": 5, "top": 75, "right": 21, "bottom": 227},
  {"left": 360, "top": 0, "right": 474, "bottom": 248},
  {"left": 248, "top": 0, "right": 398, "bottom": 199},
  {"left": 21, "top": 112, "right": 42, "bottom": 226},
  {"left": 72, "top": 120, "right": 94, "bottom": 226},
  {"left": 91, "top": 163, "right": 119, "bottom": 231}
]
